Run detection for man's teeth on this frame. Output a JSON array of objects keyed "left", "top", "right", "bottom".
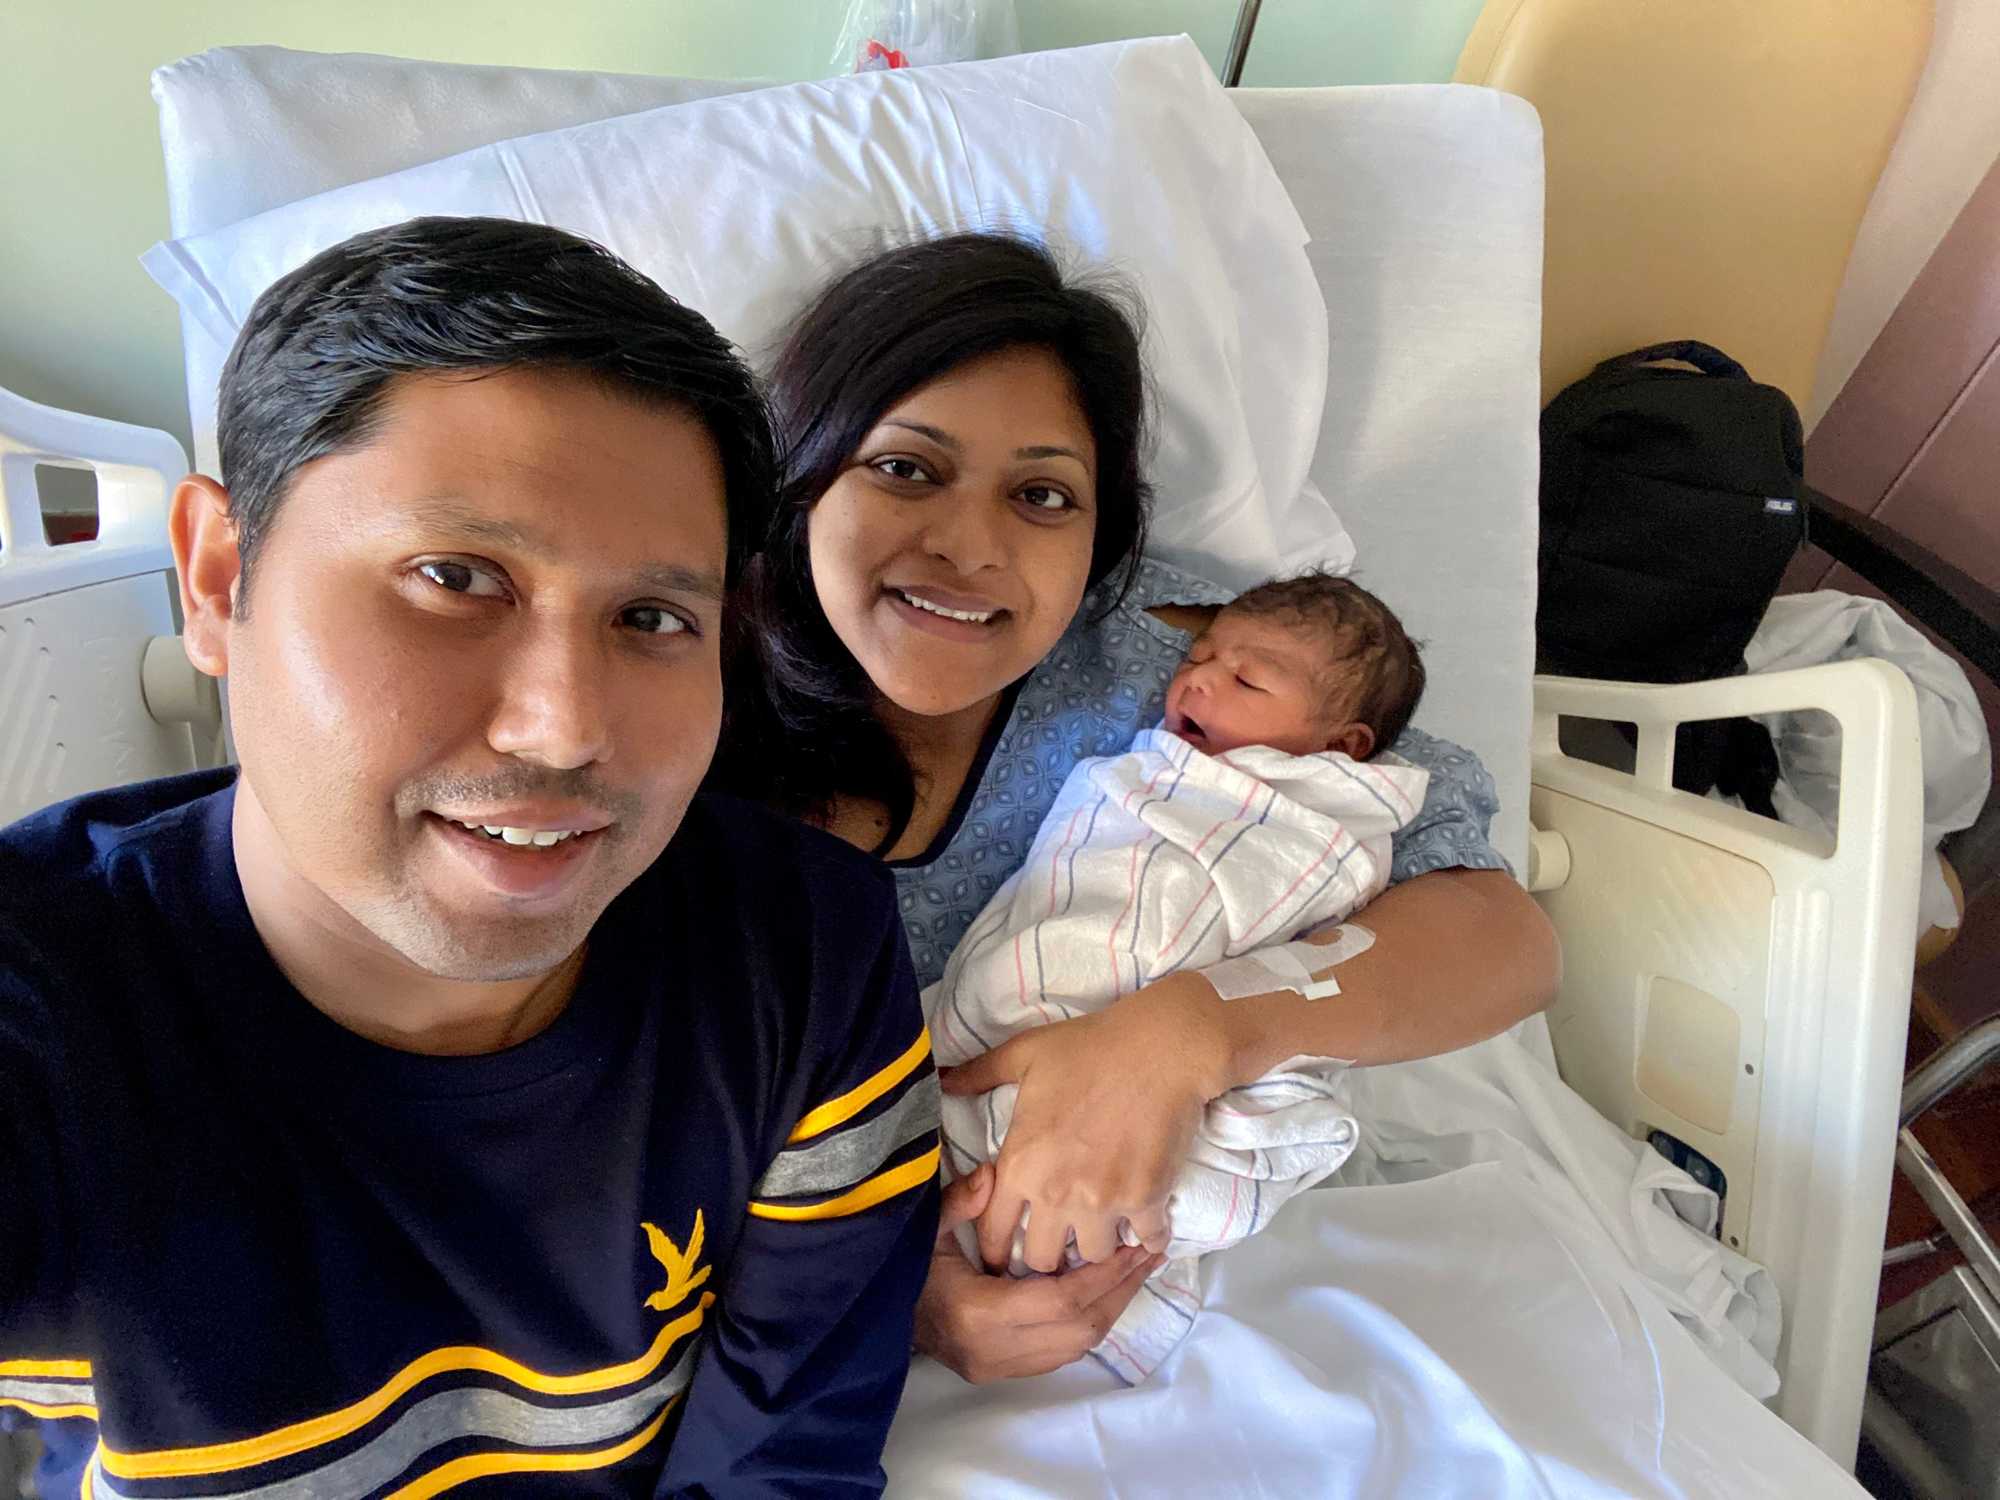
[
  {"left": 897, "top": 589, "right": 995, "bottom": 624},
  {"left": 452, "top": 820, "right": 582, "bottom": 847}
]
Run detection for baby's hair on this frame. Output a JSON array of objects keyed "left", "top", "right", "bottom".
[{"left": 1224, "top": 571, "right": 1426, "bottom": 753}]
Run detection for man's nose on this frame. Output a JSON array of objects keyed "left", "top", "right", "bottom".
[{"left": 485, "top": 621, "right": 614, "bottom": 771}]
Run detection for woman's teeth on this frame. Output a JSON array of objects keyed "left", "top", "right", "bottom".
[
  {"left": 897, "top": 589, "right": 995, "bottom": 624},
  {"left": 452, "top": 820, "right": 581, "bottom": 848}
]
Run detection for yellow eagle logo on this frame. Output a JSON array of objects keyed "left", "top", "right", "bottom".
[{"left": 642, "top": 1212, "right": 711, "bottom": 1313}]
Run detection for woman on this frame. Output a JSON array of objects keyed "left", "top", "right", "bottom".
[{"left": 719, "top": 232, "right": 1560, "bottom": 1383}]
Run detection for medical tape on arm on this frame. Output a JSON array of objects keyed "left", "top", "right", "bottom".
[{"left": 1199, "top": 924, "right": 1376, "bottom": 1002}]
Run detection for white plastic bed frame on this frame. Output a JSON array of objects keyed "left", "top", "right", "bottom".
[
  {"left": 1529, "top": 665, "right": 1922, "bottom": 1463},
  {"left": 0, "top": 44, "right": 1925, "bottom": 1477},
  {"left": 0, "top": 385, "right": 216, "bottom": 828}
]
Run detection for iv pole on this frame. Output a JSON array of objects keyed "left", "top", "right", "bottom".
[{"left": 1221, "top": 0, "right": 1266, "bottom": 86}]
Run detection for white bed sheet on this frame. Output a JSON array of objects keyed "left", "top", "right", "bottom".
[
  {"left": 886, "top": 1025, "right": 1851, "bottom": 1497},
  {"left": 887, "top": 1151, "right": 1857, "bottom": 1499}
]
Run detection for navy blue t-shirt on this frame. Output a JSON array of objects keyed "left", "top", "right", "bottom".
[{"left": 0, "top": 771, "right": 938, "bottom": 1497}]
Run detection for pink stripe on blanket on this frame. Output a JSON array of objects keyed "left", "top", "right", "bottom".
[
  {"left": 1363, "top": 762, "right": 1419, "bottom": 819},
  {"left": 1188, "top": 779, "right": 1261, "bottom": 860},
  {"left": 1152, "top": 886, "right": 1216, "bottom": 975},
  {"left": 1239, "top": 831, "right": 1352, "bottom": 944}
]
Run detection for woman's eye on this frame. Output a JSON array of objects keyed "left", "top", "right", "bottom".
[
  {"left": 872, "top": 457, "right": 929, "bottom": 483},
  {"left": 621, "top": 605, "right": 690, "bottom": 637},
  {"left": 417, "top": 560, "right": 506, "bottom": 598},
  {"left": 1019, "top": 486, "right": 1074, "bottom": 512}
]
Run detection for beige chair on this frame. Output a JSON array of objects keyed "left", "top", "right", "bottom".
[
  {"left": 1454, "top": 0, "right": 1933, "bottom": 412},
  {"left": 1454, "top": 0, "right": 1952, "bottom": 956}
]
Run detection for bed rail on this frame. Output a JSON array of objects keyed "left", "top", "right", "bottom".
[{"left": 1530, "top": 659, "right": 1923, "bottom": 1466}]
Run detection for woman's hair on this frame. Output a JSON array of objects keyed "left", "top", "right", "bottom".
[{"left": 715, "top": 232, "right": 1154, "bottom": 850}]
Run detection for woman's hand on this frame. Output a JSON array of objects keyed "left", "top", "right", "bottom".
[
  {"left": 941, "top": 972, "right": 1230, "bottom": 1272},
  {"left": 915, "top": 1164, "right": 1164, "bottom": 1383}
]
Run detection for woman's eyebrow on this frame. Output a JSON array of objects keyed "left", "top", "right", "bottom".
[
  {"left": 878, "top": 422, "right": 1088, "bottom": 466},
  {"left": 881, "top": 419, "right": 958, "bottom": 450}
]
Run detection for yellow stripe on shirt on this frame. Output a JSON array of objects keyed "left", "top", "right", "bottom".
[
  {"left": 749, "top": 1145, "right": 940, "bottom": 1222},
  {"left": 786, "top": 1028, "right": 932, "bottom": 1144},
  {"left": 0, "top": 1395, "right": 98, "bottom": 1421},
  {"left": 99, "top": 1293, "right": 713, "bottom": 1482},
  {"left": 0, "top": 1357, "right": 92, "bottom": 1379},
  {"left": 381, "top": 1398, "right": 676, "bottom": 1500}
]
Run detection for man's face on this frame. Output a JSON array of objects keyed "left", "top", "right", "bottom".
[{"left": 192, "top": 368, "right": 729, "bottom": 983}]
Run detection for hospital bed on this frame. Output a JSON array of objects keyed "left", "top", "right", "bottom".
[{"left": 0, "top": 31, "right": 1931, "bottom": 1497}]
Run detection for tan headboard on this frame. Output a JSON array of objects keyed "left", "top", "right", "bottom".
[{"left": 1455, "top": 0, "right": 1933, "bottom": 412}]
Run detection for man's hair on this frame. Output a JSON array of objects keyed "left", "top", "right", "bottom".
[
  {"left": 215, "top": 216, "right": 775, "bottom": 601},
  {"left": 1224, "top": 571, "right": 1426, "bottom": 752}
]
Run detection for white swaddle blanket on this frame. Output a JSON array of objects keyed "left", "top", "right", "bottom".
[{"left": 927, "top": 727, "right": 1428, "bottom": 1381}]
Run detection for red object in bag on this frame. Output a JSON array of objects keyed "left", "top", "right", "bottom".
[{"left": 862, "top": 39, "right": 911, "bottom": 69}]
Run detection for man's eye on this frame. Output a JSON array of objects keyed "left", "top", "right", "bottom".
[
  {"left": 417, "top": 560, "right": 506, "bottom": 597},
  {"left": 622, "top": 605, "right": 690, "bottom": 637}
]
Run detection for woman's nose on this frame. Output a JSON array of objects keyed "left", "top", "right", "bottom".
[{"left": 920, "top": 493, "right": 1006, "bottom": 575}]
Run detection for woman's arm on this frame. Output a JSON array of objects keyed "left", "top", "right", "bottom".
[
  {"left": 1210, "top": 866, "right": 1560, "bottom": 1079},
  {"left": 942, "top": 867, "right": 1561, "bottom": 1269}
]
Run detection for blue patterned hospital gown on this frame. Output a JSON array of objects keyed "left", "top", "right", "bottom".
[{"left": 891, "top": 557, "right": 1509, "bottom": 988}]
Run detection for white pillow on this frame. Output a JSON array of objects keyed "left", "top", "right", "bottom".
[
  {"left": 152, "top": 46, "right": 750, "bottom": 240},
  {"left": 143, "top": 36, "right": 1351, "bottom": 592}
]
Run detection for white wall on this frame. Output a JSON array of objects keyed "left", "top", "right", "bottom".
[{"left": 1810, "top": 0, "right": 2000, "bottom": 426}]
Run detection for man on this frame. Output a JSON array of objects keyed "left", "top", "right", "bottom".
[{"left": 0, "top": 218, "right": 938, "bottom": 1496}]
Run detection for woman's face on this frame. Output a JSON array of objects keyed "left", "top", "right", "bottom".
[{"left": 808, "top": 346, "right": 1099, "bottom": 717}]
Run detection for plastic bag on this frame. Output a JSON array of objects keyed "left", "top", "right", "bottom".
[
  {"left": 1743, "top": 590, "right": 1991, "bottom": 931},
  {"left": 829, "top": 0, "right": 1019, "bottom": 73}
]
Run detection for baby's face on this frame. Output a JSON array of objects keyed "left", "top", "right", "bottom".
[{"left": 1165, "top": 610, "right": 1360, "bottom": 757}]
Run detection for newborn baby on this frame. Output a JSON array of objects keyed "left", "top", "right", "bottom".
[{"left": 928, "top": 573, "right": 1431, "bottom": 1382}]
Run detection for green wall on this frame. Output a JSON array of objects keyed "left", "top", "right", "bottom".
[{"left": 0, "top": 1, "right": 1486, "bottom": 458}]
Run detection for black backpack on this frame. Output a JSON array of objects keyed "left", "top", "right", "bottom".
[{"left": 1537, "top": 341, "right": 1808, "bottom": 813}]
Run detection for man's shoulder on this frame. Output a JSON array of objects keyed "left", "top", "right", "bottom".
[
  {"left": 654, "top": 797, "right": 916, "bottom": 1078},
  {"left": 665, "top": 791, "right": 898, "bottom": 929},
  {"left": 0, "top": 772, "right": 234, "bottom": 1094},
  {"left": 0, "top": 771, "right": 234, "bottom": 948}
]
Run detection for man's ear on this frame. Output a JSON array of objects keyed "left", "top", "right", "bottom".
[
  {"left": 1323, "top": 721, "right": 1376, "bottom": 761},
  {"left": 169, "top": 475, "right": 242, "bottom": 679}
]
